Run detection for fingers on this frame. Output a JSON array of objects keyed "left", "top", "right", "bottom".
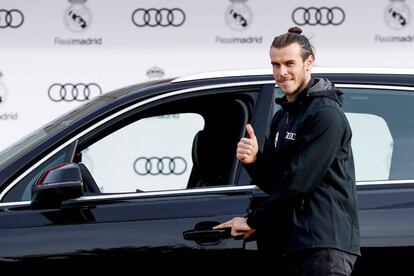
[
  {"left": 214, "top": 220, "right": 243, "bottom": 236},
  {"left": 231, "top": 229, "right": 246, "bottom": 237},
  {"left": 239, "top": 137, "right": 254, "bottom": 147},
  {"left": 237, "top": 137, "right": 257, "bottom": 163},
  {"left": 237, "top": 141, "right": 254, "bottom": 152},
  {"left": 246, "top": 124, "right": 256, "bottom": 140},
  {"left": 213, "top": 221, "right": 230, "bottom": 230},
  {"left": 214, "top": 217, "right": 255, "bottom": 239},
  {"left": 236, "top": 149, "right": 251, "bottom": 160}
]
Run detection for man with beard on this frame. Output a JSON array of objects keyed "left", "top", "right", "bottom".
[{"left": 214, "top": 27, "right": 360, "bottom": 276}]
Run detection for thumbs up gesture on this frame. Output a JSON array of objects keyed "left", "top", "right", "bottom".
[{"left": 237, "top": 124, "right": 258, "bottom": 164}]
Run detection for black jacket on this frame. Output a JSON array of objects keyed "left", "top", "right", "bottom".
[{"left": 245, "top": 78, "right": 360, "bottom": 256}]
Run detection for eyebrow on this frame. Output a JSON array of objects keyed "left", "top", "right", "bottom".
[{"left": 271, "top": 59, "right": 295, "bottom": 65}]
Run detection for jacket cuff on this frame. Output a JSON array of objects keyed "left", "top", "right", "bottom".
[
  {"left": 245, "top": 213, "right": 258, "bottom": 229},
  {"left": 243, "top": 150, "right": 262, "bottom": 174}
]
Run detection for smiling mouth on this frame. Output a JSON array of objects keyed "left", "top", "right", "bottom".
[{"left": 278, "top": 79, "right": 292, "bottom": 84}]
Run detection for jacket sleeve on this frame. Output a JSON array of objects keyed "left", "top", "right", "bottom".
[
  {"left": 243, "top": 111, "right": 283, "bottom": 194},
  {"left": 243, "top": 143, "right": 274, "bottom": 194},
  {"left": 246, "top": 106, "right": 346, "bottom": 229}
]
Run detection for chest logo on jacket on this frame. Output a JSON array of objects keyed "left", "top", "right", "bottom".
[{"left": 285, "top": 132, "right": 297, "bottom": 141}]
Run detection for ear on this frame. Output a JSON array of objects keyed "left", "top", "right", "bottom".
[{"left": 305, "top": 55, "right": 314, "bottom": 71}]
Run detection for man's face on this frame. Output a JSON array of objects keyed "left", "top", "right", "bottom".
[{"left": 270, "top": 43, "right": 314, "bottom": 101}]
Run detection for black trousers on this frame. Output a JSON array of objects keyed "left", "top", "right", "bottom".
[{"left": 288, "top": 248, "right": 358, "bottom": 276}]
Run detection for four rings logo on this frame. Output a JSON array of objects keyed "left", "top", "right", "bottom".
[
  {"left": 48, "top": 83, "right": 102, "bottom": 102},
  {"left": 133, "top": 157, "right": 187, "bottom": 176},
  {"left": 292, "top": 7, "right": 345, "bottom": 26},
  {"left": 131, "top": 8, "right": 185, "bottom": 27},
  {"left": 0, "top": 9, "right": 24, "bottom": 28}
]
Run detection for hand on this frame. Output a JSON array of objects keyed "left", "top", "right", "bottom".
[
  {"left": 213, "top": 217, "right": 256, "bottom": 239},
  {"left": 236, "top": 124, "right": 258, "bottom": 164}
]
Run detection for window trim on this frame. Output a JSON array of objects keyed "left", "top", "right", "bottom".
[
  {"left": 338, "top": 84, "right": 414, "bottom": 91},
  {"left": 0, "top": 185, "right": 257, "bottom": 208}
]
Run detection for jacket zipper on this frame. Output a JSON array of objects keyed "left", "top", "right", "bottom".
[{"left": 285, "top": 112, "right": 289, "bottom": 126}]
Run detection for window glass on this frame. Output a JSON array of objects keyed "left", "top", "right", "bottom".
[
  {"left": 81, "top": 113, "right": 204, "bottom": 193},
  {"left": 342, "top": 88, "right": 414, "bottom": 181}
]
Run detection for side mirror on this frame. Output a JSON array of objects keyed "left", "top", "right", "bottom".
[{"left": 31, "top": 163, "right": 83, "bottom": 209}]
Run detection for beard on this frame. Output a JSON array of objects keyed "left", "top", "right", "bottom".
[{"left": 279, "top": 67, "right": 308, "bottom": 98}]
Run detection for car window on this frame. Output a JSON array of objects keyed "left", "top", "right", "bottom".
[
  {"left": 342, "top": 88, "right": 414, "bottom": 181},
  {"left": 74, "top": 93, "right": 252, "bottom": 194},
  {"left": 345, "top": 113, "right": 393, "bottom": 181},
  {"left": 81, "top": 113, "right": 204, "bottom": 193},
  {"left": 1, "top": 88, "right": 254, "bottom": 202}
]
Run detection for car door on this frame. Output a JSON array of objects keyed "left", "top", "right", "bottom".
[{"left": 0, "top": 81, "right": 275, "bottom": 265}]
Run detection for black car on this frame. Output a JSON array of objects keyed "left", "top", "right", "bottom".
[{"left": 0, "top": 68, "right": 414, "bottom": 272}]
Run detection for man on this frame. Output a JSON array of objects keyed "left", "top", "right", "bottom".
[{"left": 214, "top": 27, "right": 360, "bottom": 275}]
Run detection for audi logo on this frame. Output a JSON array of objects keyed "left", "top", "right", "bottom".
[
  {"left": 48, "top": 83, "right": 102, "bottom": 102},
  {"left": 131, "top": 8, "right": 185, "bottom": 27},
  {"left": 133, "top": 157, "right": 187, "bottom": 176},
  {"left": 292, "top": 7, "right": 345, "bottom": 26},
  {"left": 0, "top": 9, "right": 24, "bottom": 28}
]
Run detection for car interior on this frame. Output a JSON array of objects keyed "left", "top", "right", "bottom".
[
  {"left": 74, "top": 93, "right": 253, "bottom": 194},
  {"left": 187, "top": 99, "right": 249, "bottom": 188}
]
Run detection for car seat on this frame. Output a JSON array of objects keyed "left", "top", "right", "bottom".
[{"left": 187, "top": 99, "right": 248, "bottom": 188}]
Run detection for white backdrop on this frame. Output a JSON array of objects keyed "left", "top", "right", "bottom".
[{"left": 0, "top": 0, "right": 413, "bottom": 151}]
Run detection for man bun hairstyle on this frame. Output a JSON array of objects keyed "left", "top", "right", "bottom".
[
  {"left": 271, "top": 26, "right": 315, "bottom": 61},
  {"left": 288, "top": 26, "right": 302, "bottom": 34}
]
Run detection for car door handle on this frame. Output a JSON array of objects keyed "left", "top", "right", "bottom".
[{"left": 183, "top": 227, "right": 232, "bottom": 241}]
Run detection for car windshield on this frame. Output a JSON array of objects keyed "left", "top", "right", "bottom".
[
  {"left": 0, "top": 96, "right": 112, "bottom": 170},
  {"left": 0, "top": 80, "right": 163, "bottom": 171}
]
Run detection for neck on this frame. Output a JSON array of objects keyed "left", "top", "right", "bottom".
[{"left": 286, "top": 77, "right": 312, "bottom": 102}]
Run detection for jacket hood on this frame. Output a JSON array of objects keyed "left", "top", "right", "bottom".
[{"left": 276, "top": 78, "right": 343, "bottom": 111}]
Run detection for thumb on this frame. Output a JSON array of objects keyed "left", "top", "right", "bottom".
[{"left": 246, "top": 124, "right": 256, "bottom": 140}]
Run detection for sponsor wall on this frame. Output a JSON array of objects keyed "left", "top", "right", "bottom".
[{"left": 0, "top": 0, "right": 413, "bottom": 153}]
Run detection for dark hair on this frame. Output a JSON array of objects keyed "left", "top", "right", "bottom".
[{"left": 271, "top": 27, "right": 315, "bottom": 61}]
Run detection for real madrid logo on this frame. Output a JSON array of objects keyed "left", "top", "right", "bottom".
[
  {"left": 384, "top": 0, "right": 411, "bottom": 30},
  {"left": 146, "top": 66, "right": 165, "bottom": 79},
  {"left": 225, "top": 0, "right": 253, "bottom": 31},
  {"left": 64, "top": 0, "right": 92, "bottom": 32},
  {"left": 0, "top": 71, "right": 8, "bottom": 104}
]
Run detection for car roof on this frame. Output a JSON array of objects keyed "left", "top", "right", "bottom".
[{"left": 172, "top": 67, "right": 414, "bottom": 83}]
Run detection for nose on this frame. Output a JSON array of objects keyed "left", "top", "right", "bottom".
[{"left": 278, "top": 65, "right": 288, "bottom": 76}]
